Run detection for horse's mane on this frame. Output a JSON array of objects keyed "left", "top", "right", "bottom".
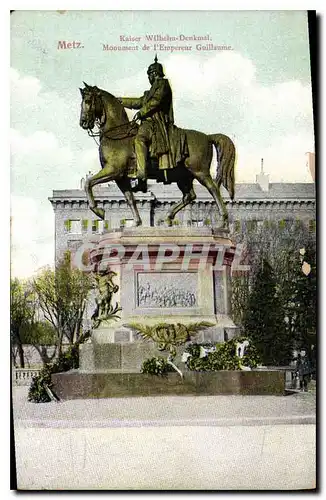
[
  {"left": 98, "top": 88, "right": 117, "bottom": 102},
  {"left": 96, "top": 87, "right": 129, "bottom": 122}
]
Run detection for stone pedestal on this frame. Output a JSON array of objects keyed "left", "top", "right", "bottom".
[
  {"left": 52, "top": 229, "right": 286, "bottom": 398},
  {"left": 78, "top": 227, "right": 238, "bottom": 373}
]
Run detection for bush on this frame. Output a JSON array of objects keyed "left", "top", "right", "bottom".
[
  {"left": 28, "top": 331, "right": 91, "bottom": 403},
  {"left": 27, "top": 364, "right": 53, "bottom": 403},
  {"left": 184, "top": 337, "right": 261, "bottom": 372},
  {"left": 141, "top": 357, "right": 174, "bottom": 376}
]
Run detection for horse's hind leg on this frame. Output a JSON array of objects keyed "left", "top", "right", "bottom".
[
  {"left": 167, "top": 174, "right": 196, "bottom": 226},
  {"left": 116, "top": 177, "right": 142, "bottom": 226},
  {"left": 193, "top": 171, "right": 229, "bottom": 229}
]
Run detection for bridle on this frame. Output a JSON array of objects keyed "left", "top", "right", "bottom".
[{"left": 83, "top": 89, "right": 139, "bottom": 146}]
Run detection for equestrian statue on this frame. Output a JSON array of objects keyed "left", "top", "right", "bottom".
[{"left": 79, "top": 56, "right": 236, "bottom": 228}]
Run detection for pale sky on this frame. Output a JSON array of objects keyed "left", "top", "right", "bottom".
[{"left": 10, "top": 10, "right": 315, "bottom": 278}]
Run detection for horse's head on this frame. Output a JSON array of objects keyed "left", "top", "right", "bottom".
[{"left": 79, "top": 82, "right": 103, "bottom": 130}]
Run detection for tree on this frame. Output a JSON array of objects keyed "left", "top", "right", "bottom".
[
  {"left": 243, "top": 258, "right": 292, "bottom": 365},
  {"left": 20, "top": 321, "right": 58, "bottom": 366},
  {"left": 232, "top": 219, "right": 312, "bottom": 272},
  {"left": 289, "top": 242, "right": 317, "bottom": 356},
  {"left": 231, "top": 219, "right": 316, "bottom": 351},
  {"left": 10, "top": 278, "right": 35, "bottom": 368},
  {"left": 231, "top": 273, "right": 250, "bottom": 327},
  {"left": 32, "top": 254, "right": 93, "bottom": 357}
]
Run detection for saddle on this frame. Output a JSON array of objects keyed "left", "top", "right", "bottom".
[
  {"left": 127, "top": 154, "right": 172, "bottom": 184},
  {"left": 103, "top": 121, "right": 187, "bottom": 184}
]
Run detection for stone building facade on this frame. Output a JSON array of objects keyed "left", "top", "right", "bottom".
[{"left": 49, "top": 171, "right": 316, "bottom": 262}]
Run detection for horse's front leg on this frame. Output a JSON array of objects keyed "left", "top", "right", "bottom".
[
  {"left": 116, "top": 177, "right": 142, "bottom": 227},
  {"left": 85, "top": 169, "right": 112, "bottom": 220}
]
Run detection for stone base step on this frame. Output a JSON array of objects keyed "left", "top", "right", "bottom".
[{"left": 51, "top": 370, "right": 286, "bottom": 400}]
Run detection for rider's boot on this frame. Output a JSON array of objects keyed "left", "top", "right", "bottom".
[{"left": 134, "top": 139, "right": 148, "bottom": 193}]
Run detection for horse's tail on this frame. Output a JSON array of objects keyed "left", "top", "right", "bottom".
[{"left": 209, "top": 133, "right": 236, "bottom": 201}]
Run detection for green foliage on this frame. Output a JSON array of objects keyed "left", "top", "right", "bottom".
[
  {"left": 234, "top": 220, "right": 241, "bottom": 233},
  {"left": 27, "top": 364, "right": 53, "bottom": 403},
  {"left": 246, "top": 220, "right": 257, "bottom": 232},
  {"left": 239, "top": 341, "right": 261, "bottom": 368},
  {"left": 289, "top": 242, "right": 316, "bottom": 353},
  {"left": 20, "top": 321, "right": 57, "bottom": 345},
  {"left": 185, "top": 337, "right": 261, "bottom": 371},
  {"left": 230, "top": 218, "right": 316, "bottom": 365},
  {"left": 28, "top": 331, "right": 91, "bottom": 403},
  {"left": 127, "top": 321, "right": 214, "bottom": 358},
  {"left": 64, "top": 219, "right": 72, "bottom": 232},
  {"left": 141, "top": 356, "right": 174, "bottom": 376},
  {"left": 231, "top": 273, "right": 250, "bottom": 327},
  {"left": 185, "top": 342, "right": 207, "bottom": 359},
  {"left": 243, "top": 259, "right": 292, "bottom": 365},
  {"left": 33, "top": 254, "right": 93, "bottom": 347},
  {"left": 11, "top": 278, "right": 36, "bottom": 368}
]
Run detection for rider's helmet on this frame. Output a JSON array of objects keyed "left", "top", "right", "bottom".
[{"left": 147, "top": 55, "right": 164, "bottom": 77}]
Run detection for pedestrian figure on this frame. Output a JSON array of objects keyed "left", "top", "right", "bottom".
[{"left": 295, "top": 350, "right": 312, "bottom": 392}]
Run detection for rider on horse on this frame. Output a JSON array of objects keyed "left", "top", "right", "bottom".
[
  {"left": 79, "top": 59, "right": 235, "bottom": 227},
  {"left": 118, "top": 56, "right": 188, "bottom": 192}
]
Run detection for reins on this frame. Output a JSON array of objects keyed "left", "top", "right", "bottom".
[{"left": 86, "top": 92, "right": 139, "bottom": 145}]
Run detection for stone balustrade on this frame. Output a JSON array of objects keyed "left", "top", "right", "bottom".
[{"left": 13, "top": 368, "right": 41, "bottom": 386}]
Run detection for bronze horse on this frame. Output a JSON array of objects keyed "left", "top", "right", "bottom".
[{"left": 79, "top": 82, "right": 236, "bottom": 228}]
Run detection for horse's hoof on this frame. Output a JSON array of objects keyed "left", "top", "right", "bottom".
[
  {"left": 134, "top": 220, "right": 142, "bottom": 227},
  {"left": 167, "top": 217, "right": 173, "bottom": 227}
]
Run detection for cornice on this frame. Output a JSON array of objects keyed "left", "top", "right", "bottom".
[{"left": 49, "top": 196, "right": 315, "bottom": 211}]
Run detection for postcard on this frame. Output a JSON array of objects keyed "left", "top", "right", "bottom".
[{"left": 10, "top": 10, "right": 316, "bottom": 491}]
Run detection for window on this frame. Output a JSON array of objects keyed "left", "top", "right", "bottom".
[
  {"left": 91, "top": 220, "right": 105, "bottom": 233},
  {"left": 246, "top": 220, "right": 257, "bottom": 232},
  {"left": 125, "top": 219, "right": 134, "bottom": 227},
  {"left": 82, "top": 219, "right": 89, "bottom": 232},
  {"left": 234, "top": 220, "right": 241, "bottom": 232},
  {"left": 279, "top": 219, "right": 294, "bottom": 230},
  {"left": 64, "top": 219, "right": 81, "bottom": 234},
  {"left": 92, "top": 220, "right": 99, "bottom": 233},
  {"left": 309, "top": 220, "right": 316, "bottom": 233},
  {"left": 191, "top": 219, "right": 204, "bottom": 227},
  {"left": 98, "top": 220, "right": 104, "bottom": 233},
  {"left": 278, "top": 219, "right": 286, "bottom": 229},
  {"left": 120, "top": 219, "right": 133, "bottom": 228}
]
